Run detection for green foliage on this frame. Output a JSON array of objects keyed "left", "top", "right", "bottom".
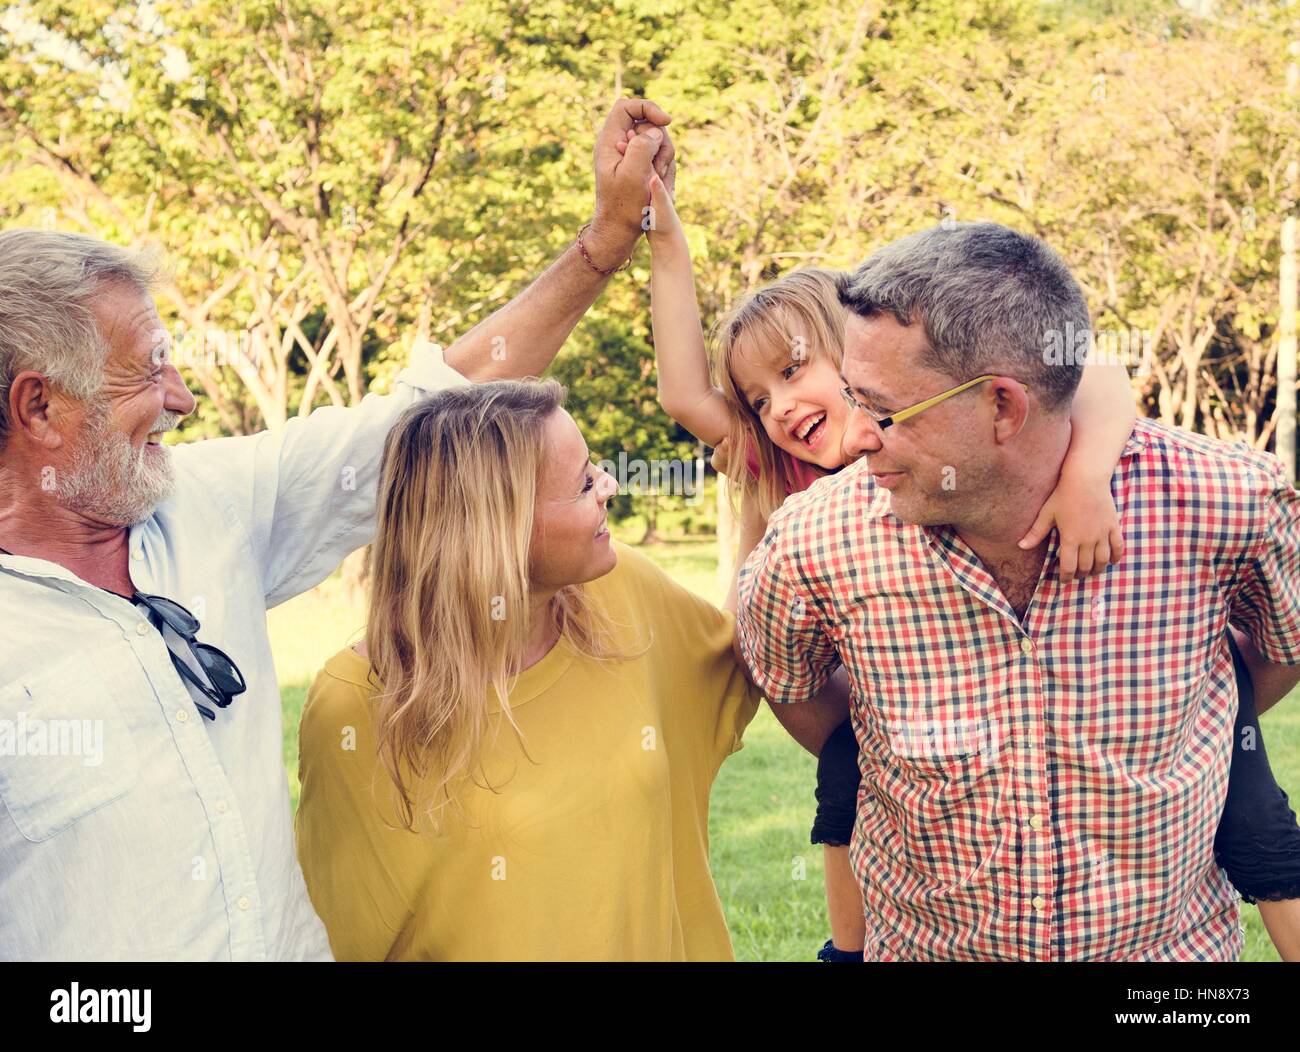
[{"left": 2, "top": 0, "right": 1297, "bottom": 488}]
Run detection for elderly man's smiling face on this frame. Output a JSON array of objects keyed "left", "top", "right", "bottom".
[
  {"left": 838, "top": 311, "right": 1001, "bottom": 527},
  {"left": 52, "top": 280, "right": 197, "bottom": 525}
]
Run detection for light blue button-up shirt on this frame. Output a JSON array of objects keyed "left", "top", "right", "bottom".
[{"left": 0, "top": 343, "right": 469, "bottom": 960}]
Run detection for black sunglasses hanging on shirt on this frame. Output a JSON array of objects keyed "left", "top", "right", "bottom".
[{"left": 132, "top": 592, "right": 247, "bottom": 721}]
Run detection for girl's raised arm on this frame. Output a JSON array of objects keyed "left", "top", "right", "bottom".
[{"left": 646, "top": 174, "right": 735, "bottom": 446}]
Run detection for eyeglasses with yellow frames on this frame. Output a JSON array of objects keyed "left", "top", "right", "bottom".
[{"left": 839, "top": 374, "right": 1031, "bottom": 430}]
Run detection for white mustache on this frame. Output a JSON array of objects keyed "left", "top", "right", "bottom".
[{"left": 148, "top": 412, "right": 182, "bottom": 435}]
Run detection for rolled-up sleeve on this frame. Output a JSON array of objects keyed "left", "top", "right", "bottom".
[
  {"left": 736, "top": 514, "right": 840, "bottom": 704},
  {"left": 175, "top": 342, "right": 470, "bottom": 608},
  {"left": 1229, "top": 460, "right": 1300, "bottom": 665}
]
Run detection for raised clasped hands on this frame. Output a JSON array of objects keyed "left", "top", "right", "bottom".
[{"left": 586, "top": 98, "right": 677, "bottom": 269}]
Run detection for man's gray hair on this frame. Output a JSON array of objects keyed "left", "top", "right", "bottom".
[
  {"left": 0, "top": 229, "right": 160, "bottom": 445},
  {"left": 840, "top": 222, "right": 1090, "bottom": 410}
]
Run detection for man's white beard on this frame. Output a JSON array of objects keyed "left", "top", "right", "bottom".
[{"left": 55, "top": 398, "right": 179, "bottom": 526}]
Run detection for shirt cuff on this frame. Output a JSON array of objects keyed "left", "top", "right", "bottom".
[{"left": 395, "top": 339, "right": 473, "bottom": 394}]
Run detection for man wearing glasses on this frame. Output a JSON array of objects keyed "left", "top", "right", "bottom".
[
  {"left": 0, "top": 99, "right": 675, "bottom": 961},
  {"left": 737, "top": 221, "right": 1300, "bottom": 960}
]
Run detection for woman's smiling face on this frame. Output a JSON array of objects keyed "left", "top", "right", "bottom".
[
  {"left": 729, "top": 334, "right": 850, "bottom": 470},
  {"left": 528, "top": 408, "right": 619, "bottom": 591}
]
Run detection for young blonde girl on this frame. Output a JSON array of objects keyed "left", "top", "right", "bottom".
[{"left": 639, "top": 165, "right": 1300, "bottom": 961}]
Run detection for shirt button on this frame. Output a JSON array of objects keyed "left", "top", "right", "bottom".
[
  {"left": 176, "top": 709, "right": 189, "bottom": 723},
  {"left": 216, "top": 800, "right": 229, "bottom": 814},
  {"left": 1020, "top": 638, "right": 1035, "bottom": 656},
  {"left": 1032, "top": 895, "right": 1046, "bottom": 911},
  {"left": 237, "top": 897, "right": 251, "bottom": 911},
  {"left": 132, "top": 549, "right": 143, "bottom": 560},
  {"left": 1029, "top": 814, "right": 1044, "bottom": 830}
]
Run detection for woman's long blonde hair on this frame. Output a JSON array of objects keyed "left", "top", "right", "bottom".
[
  {"left": 366, "top": 379, "right": 628, "bottom": 832},
  {"left": 710, "top": 268, "right": 849, "bottom": 518}
]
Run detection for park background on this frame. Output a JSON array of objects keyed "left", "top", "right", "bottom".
[{"left": 3, "top": 0, "right": 1299, "bottom": 959}]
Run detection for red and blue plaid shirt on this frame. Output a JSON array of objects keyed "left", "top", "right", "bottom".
[{"left": 737, "top": 418, "right": 1300, "bottom": 960}]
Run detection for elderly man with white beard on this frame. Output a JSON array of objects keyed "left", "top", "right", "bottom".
[{"left": 0, "top": 98, "right": 675, "bottom": 961}]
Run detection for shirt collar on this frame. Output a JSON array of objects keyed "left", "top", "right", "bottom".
[
  {"left": 0, "top": 522, "right": 148, "bottom": 598},
  {"left": 0, "top": 549, "right": 91, "bottom": 589},
  {"left": 1119, "top": 419, "right": 1147, "bottom": 460}
]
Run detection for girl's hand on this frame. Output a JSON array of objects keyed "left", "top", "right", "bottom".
[
  {"left": 1018, "top": 472, "right": 1125, "bottom": 583},
  {"left": 710, "top": 437, "right": 734, "bottom": 478},
  {"left": 645, "top": 171, "right": 687, "bottom": 253},
  {"left": 616, "top": 126, "right": 685, "bottom": 248},
  {"left": 621, "top": 128, "right": 685, "bottom": 241}
]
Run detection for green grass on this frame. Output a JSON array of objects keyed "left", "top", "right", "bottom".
[{"left": 271, "top": 538, "right": 1298, "bottom": 962}]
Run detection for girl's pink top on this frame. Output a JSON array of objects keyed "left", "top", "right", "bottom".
[{"left": 743, "top": 442, "right": 825, "bottom": 495}]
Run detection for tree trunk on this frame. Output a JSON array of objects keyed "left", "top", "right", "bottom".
[
  {"left": 716, "top": 475, "right": 738, "bottom": 593},
  {"left": 638, "top": 497, "right": 660, "bottom": 545},
  {"left": 339, "top": 545, "right": 371, "bottom": 610},
  {"left": 1280, "top": 156, "right": 1297, "bottom": 480}
]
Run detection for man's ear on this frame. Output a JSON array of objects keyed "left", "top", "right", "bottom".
[
  {"left": 7, "top": 371, "right": 65, "bottom": 452},
  {"left": 988, "top": 377, "right": 1030, "bottom": 445}
]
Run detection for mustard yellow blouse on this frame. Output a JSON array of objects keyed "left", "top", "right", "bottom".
[{"left": 294, "top": 542, "right": 760, "bottom": 961}]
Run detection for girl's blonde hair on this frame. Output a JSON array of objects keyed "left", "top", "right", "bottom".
[
  {"left": 710, "top": 267, "right": 849, "bottom": 518},
  {"left": 366, "top": 378, "right": 629, "bottom": 832}
]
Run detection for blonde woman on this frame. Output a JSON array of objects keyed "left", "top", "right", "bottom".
[{"left": 294, "top": 379, "right": 849, "bottom": 960}]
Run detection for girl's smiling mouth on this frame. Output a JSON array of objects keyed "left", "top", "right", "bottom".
[{"left": 791, "top": 411, "right": 827, "bottom": 448}]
